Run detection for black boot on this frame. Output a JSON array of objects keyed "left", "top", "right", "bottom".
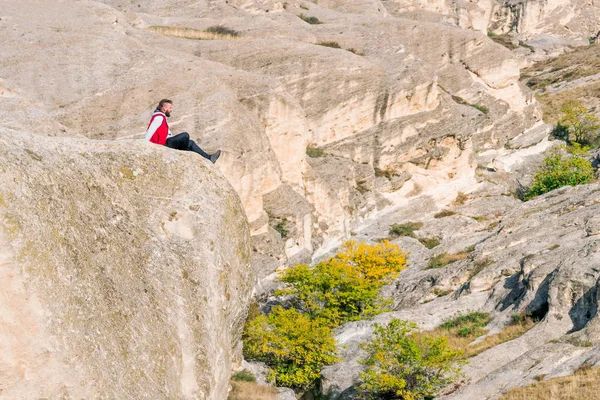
[{"left": 210, "top": 150, "right": 222, "bottom": 164}]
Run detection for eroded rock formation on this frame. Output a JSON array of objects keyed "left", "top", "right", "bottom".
[{"left": 0, "top": 129, "right": 253, "bottom": 399}]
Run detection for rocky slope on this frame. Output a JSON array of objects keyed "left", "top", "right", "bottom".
[
  {"left": 1, "top": 0, "right": 550, "bottom": 281},
  {"left": 0, "top": 128, "right": 253, "bottom": 399},
  {"left": 321, "top": 163, "right": 600, "bottom": 399},
  {"left": 385, "top": 0, "right": 600, "bottom": 57},
  {"left": 2, "top": 0, "right": 600, "bottom": 398}
]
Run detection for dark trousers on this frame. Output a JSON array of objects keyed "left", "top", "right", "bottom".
[{"left": 165, "top": 132, "right": 211, "bottom": 161}]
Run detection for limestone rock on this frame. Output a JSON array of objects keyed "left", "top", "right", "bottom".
[{"left": 0, "top": 128, "right": 253, "bottom": 399}]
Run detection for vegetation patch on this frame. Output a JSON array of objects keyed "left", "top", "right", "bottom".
[
  {"left": 228, "top": 381, "right": 278, "bottom": 400},
  {"left": 452, "top": 192, "right": 468, "bottom": 206},
  {"left": 554, "top": 101, "right": 600, "bottom": 146},
  {"left": 389, "top": 222, "right": 423, "bottom": 238},
  {"left": 535, "top": 81, "right": 600, "bottom": 124},
  {"left": 468, "top": 258, "right": 494, "bottom": 280},
  {"left": 434, "top": 209, "right": 457, "bottom": 218},
  {"left": 419, "top": 312, "right": 536, "bottom": 359},
  {"left": 232, "top": 370, "right": 256, "bottom": 382},
  {"left": 522, "top": 148, "right": 595, "bottom": 200},
  {"left": 356, "top": 180, "right": 370, "bottom": 194},
  {"left": 148, "top": 25, "right": 240, "bottom": 40},
  {"left": 374, "top": 167, "right": 396, "bottom": 180},
  {"left": 500, "top": 366, "right": 600, "bottom": 400},
  {"left": 521, "top": 44, "right": 600, "bottom": 92},
  {"left": 274, "top": 220, "right": 288, "bottom": 238},
  {"left": 487, "top": 32, "right": 519, "bottom": 50},
  {"left": 358, "top": 319, "right": 465, "bottom": 400},
  {"left": 243, "top": 241, "right": 408, "bottom": 390},
  {"left": 317, "top": 41, "right": 341, "bottom": 49},
  {"left": 425, "top": 252, "right": 468, "bottom": 269},
  {"left": 451, "top": 95, "right": 489, "bottom": 114},
  {"left": 418, "top": 237, "right": 440, "bottom": 249},
  {"left": 306, "top": 146, "right": 326, "bottom": 158},
  {"left": 433, "top": 287, "right": 454, "bottom": 297}
]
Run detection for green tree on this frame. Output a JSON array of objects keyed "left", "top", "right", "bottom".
[
  {"left": 243, "top": 306, "right": 339, "bottom": 389},
  {"left": 277, "top": 240, "right": 407, "bottom": 326},
  {"left": 558, "top": 100, "right": 600, "bottom": 145},
  {"left": 524, "top": 149, "right": 595, "bottom": 200},
  {"left": 358, "top": 319, "right": 464, "bottom": 400}
]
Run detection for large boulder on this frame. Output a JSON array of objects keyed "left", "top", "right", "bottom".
[{"left": 0, "top": 128, "right": 253, "bottom": 399}]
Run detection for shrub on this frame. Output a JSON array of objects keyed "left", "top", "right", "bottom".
[
  {"left": 298, "top": 13, "right": 322, "bottom": 24},
  {"left": 551, "top": 122, "right": 570, "bottom": 142},
  {"left": 389, "top": 222, "right": 423, "bottom": 238},
  {"left": 274, "top": 220, "right": 288, "bottom": 238},
  {"left": 243, "top": 306, "right": 339, "bottom": 389},
  {"left": 277, "top": 240, "right": 407, "bottom": 325},
  {"left": 558, "top": 100, "right": 600, "bottom": 145},
  {"left": 317, "top": 41, "right": 341, "bottom": 49},
  {"left": 439, "top": 312, "right": 491, "bottom": 338},
  {"left": 306, "top": 146, "right": 326, "bottom": 158},
  {"left": 358, "top": 319, "right": 464, "bottom": 400},
  {"left": 523, "top": 150, "right": 594, "bottom": 200}
]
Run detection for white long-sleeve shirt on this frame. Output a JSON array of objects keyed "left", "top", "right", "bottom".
[{"left": 144, "top": 114, "right": 173, "bottom": 141}]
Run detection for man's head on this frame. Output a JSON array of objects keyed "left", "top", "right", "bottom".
[{"left": 157, "top": 99, "right": 172, "bottom": 117}]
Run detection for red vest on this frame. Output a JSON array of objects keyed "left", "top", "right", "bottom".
[{"left": 147, "top": 112, "right": 169, "bottom": 145}]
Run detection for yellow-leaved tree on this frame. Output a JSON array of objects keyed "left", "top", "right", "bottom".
[{"left": 243, "top": 240, "right": 408, "bottom": 390}]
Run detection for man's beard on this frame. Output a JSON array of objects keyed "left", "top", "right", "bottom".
[{"left": 165, "top": 111, "right": 171, "bottom": 117}]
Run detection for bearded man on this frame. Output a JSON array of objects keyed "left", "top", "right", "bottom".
[{"left": 145, "top": 99, "right": 221, "bottom": 164}]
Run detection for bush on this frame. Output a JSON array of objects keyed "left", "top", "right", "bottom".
[
  {"left": 358, "top": 319, "right": 464, "bottom": 400},
  {"left": 558, "top": 100, "right": 600, "bottom": 145},
  {"left": 523, "top": 150, "right": 594, "bottom": 200},
  {"left": 439, "top": 312, "right": 491, "bottom": 338},
  {"left": 551, "top": 122, "right": 570, "bottom": 142},
  {"left": 277, "top": 240, "right": 407, "bottom": 326},
  {"left": 306, "top": 146, "right": 326, "bottom": 158},
  {"left": 243, "top": 306, "right": 339, "bottom": 389},
  {"left": 389, "top": 222, "right": 423, "bottom": 238}
]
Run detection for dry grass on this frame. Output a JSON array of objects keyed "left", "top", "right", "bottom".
[
  {"left": 452, "top": 192, "right": 469, "bottom": 206},
  {"left": 228, "top": 381, "right": 279, "bottom": 400},
  {"left": 462, "top": 318, "right": 535, "bottom": 358},
  {"left": 148, "top": 26, "right": 240, "bottom": 40},
  {"left": 535, "top": 81, "right": 600, "bottom": 124},
  {"left": 418, "top": 314, "right": 536, "bottom": 359},
  {"left": 499, "top": 366, "right": 600, "bottom": 400},
  {"left": 434, "top": 209, "right": 457, "bottom": 218},
  {"left": 425, "top": 251, "right": 468, "bottom": 269},
  {"left": 521, "top": 44, "right": 600, "bottom": 92}
]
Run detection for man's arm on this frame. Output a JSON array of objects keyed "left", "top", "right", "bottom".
[{"left": 144, "top": 115, "right": 164, "bottom": 141}]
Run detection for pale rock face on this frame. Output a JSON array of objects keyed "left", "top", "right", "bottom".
[
  {"left": 0, "top": 129, "right": 253, "bottom": 399},
  {"left": 0, "top": 0, "right": 546, "bottom": 275}
]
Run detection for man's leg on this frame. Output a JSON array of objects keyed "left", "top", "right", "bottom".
[
  {"left": 187, "top": 139, "right": 212, "bottom": 161},
  {"left": 165, "top": 132, "right": 190, "bottom": 150}
]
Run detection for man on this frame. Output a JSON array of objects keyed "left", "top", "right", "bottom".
[{"left": 145, "top": 99, "right": 221, "bottom": 164}]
